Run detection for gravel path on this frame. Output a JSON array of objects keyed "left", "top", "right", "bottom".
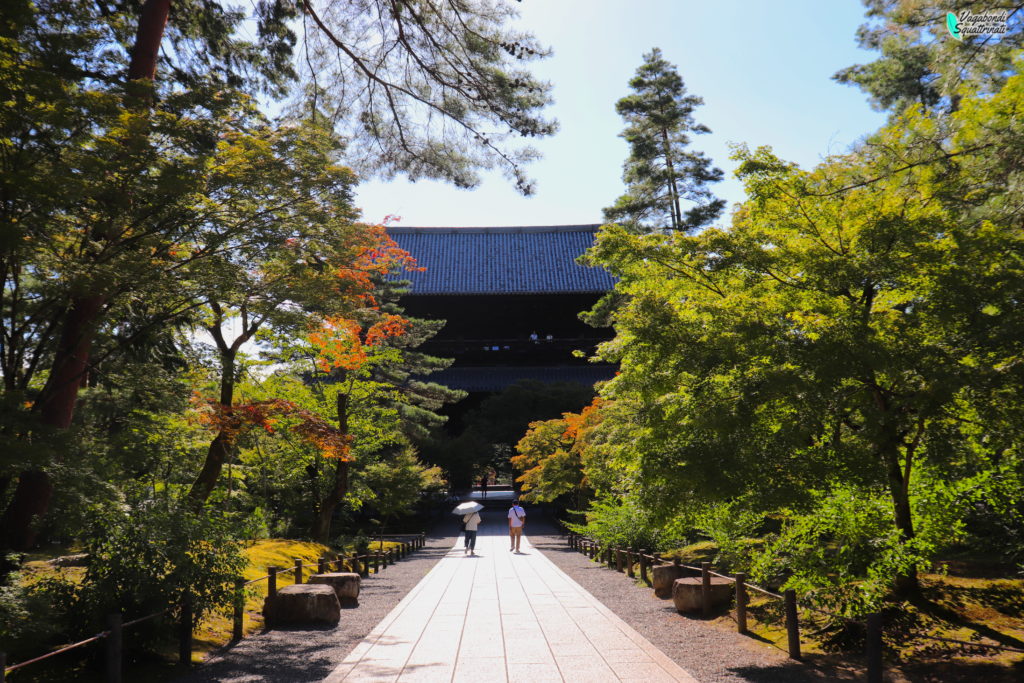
[
  {"left": 526, "top": 514, "right": 861, "bottom": 683},
  {"left": 177, "top": 511, "right": 860, "bottom": 682}
]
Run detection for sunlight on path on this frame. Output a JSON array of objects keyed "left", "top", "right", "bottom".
[{"left": 325, "top": 527, "right": 698, "bottom": 682}]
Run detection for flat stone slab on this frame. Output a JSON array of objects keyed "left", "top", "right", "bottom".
[
  {"left": 309, "top": 572, "right": 361, "bottom": 606},
  {"left": 652, "top": 564, "right": 685, "bottom": 598},
  {"left": 672, "top": 576, "right": 733, "bottom": 613},
  {"left": 264, "top": 583, "right": 340, "bottom": 627}
]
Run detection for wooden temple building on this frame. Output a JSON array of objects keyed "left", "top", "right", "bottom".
[{"left": 387, "top": 224, "right": 617, "bottom": 413}]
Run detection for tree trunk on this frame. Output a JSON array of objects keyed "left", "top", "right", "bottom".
[
  {"left": 661, "top": 128, "right": 682, "bottom": 231},
  {"left": 188, "top": 350, "right": 236, "bottom": 505},
  {"left": 310, "top": 393, "right": 350, "bottom": 543},
  {"left": 0, "top": 0, "right": 172, "bottom": 553},
  {"left": 128, "top": 0, "right": 171, "bottom": 81},
  {"left": 884, "top": 442, "right": 920, "bottom": 596}
]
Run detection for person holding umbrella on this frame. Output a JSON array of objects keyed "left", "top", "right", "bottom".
[{"left": 452, "top": 501, "right": 483, "bottom": 555}]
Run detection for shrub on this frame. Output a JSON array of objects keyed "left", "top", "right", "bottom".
[{"left": 31, "top": 501, "right": 246, "bottom": 651}]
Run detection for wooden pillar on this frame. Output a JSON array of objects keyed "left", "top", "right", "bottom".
[
  {"left": 701, "top": 562, "right": 711, "bottom": 618},
  {"left": 105, "top": 612, "right": 122, "bottom": 683},
  {"left": 317, "top": 557, "right": 327, "bottom": 574},
  {"left": 294, "top": 558, "right": 303, "bottom": 584},
  {"left": 639, "top": 551, "right": 649, "bottom": 585},
  {"left": 232, "top": 578, "right": 245, "bottom": 641},
  {"left": 1, "top": 651, "right": 6, "bottom": 683},
  {"left": 784, "top": 589, "right": 801, "bottom": 660},
  {"left": 866, "top": 612, "right": 883, "bottom": 683},
  {"left": 179, "top": 590, "right": 193, "bottom": 665},
  {"left": 735, "top": 572, "right": 748, "bottom": 634},
  {"left": 626, "top": 551, "right": 635, "bottom": 578},
  {"left": 268, "top": 567, "right": 278, "bottom": 598}
]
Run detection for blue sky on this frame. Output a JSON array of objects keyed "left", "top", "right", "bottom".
[{"left": 354, "top": 0, "right": 889, "bottom": 228}]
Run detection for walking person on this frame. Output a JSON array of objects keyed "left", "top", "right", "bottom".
[
  {"left": 463, "top": 508, "right": 481, "bottom": 555},
  {"left": 479, "top": 473, "right": 488, "bottom": 499},
  {"left": 508, "top": 499, "right": 526, "bottom": 552}
]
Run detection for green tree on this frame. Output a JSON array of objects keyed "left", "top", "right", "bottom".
[
  {"left": 584, "top": 64, "right": 1024, "bottom": 594},
  {"left": 2, "top": 0, "right": 552, "bottom": 549},
  {"left": 603, "top": 48, "right": 723, "bottom": 233},
  {"left": 834, "top": 0, "right": 1023, "bottom": 114}
]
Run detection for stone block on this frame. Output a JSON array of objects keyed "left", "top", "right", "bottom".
[
  {"left": 308, "top": 572, "right": 361, "bottom": 607},
  {"left": 263, "top": 583, "right": 340, "bottom": 627},
  {"left": 651, "top": 564, "right": 685, "bottom": 598},
  {"left": 671, "top": 576, "right": 733, "bottom": 613}
]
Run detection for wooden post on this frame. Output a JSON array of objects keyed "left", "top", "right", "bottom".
[
  {"left": 317, "top": 557, "right": 327, "bottom": 574},
  {"left": 784, "top": 589, "right": 801, "bottom": 660},
  {"left": 615, "top": 548, "right": 624, "bottom": 572},
  {"left": 106, "top": 612, "right": 122, "bottom": 683},
  {"left": 639, "top": 550, "right": 649, "bottom": 585},
  {"left": 626, "top": 551, "right": 635, "bottom": 578},
  {"left": 1, "top": 651, "right": 6, "bottom": 683},
  {"left": 294, "top": 558, "right": 303, "bottom": 584},
  {"left": 372, "top": 552, "right": 380, "bottom": 573},
  {"left": 701, "top": 562, "right": 711, "bottom": 618},
  {"left": 232, "top": 578, "right": 244, "bottom": 641},
  {"left": 735, "top": 572, "right": 748, "bottom": 634},
  {"left": 268, "top": 566, "right": 278, "bottom": 599},
  {"left": 179, "top": 590, "right": 193, "bottom": 665},
  {"left": 866, "top": 612, "right": 883, "bottom": 683}
]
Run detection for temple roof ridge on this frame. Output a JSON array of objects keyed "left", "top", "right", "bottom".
[
  {"left": 386, "top": 224, "right": 615, "bottom": 296},
  {"left": 388, "top": 223, "right": 601, "bottom": 234}
]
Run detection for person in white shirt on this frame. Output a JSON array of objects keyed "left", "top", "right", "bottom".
[
  {"left": 462, "top": 509, "right": 482, "bottom": 555},
  {"left": 507, "top": 500, "right": 526, "bottom": 552}
]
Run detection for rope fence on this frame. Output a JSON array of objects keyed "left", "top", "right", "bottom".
[
  {"left": 2, "top": 533, "right": 427, "bottom": 682},
  {"left": 564, "top": 531, "right": 1024, "bottom": 683}
]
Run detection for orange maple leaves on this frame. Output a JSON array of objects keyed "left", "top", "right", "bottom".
[
  {"left": 308, "top": 222, "right": 418, "bottom": 372},
  {"left": 335, "top": 223, "right": 423, "bottom": 307},
  {"left": 308, "top": 313, "right": 410, "bottom": 373},
  {"left": 192, "top": 396, "right": 353, "bottom": 460}
]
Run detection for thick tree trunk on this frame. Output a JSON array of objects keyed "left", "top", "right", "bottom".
[
  {"left": 129, "top": 0, "right": 171, "bottom": 81},
  {"left": 0, "top": 0, "right": 172, "bottom": 553},
  {"left": 310, "top": 393, "right": 350, "bottom": 543},
  {"left": 1, "top": 294, "right": 105, "bottom": 550}
]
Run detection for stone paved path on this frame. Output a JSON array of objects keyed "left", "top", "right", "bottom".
[{"left": 325, "top": 526, "right": 698, "bottom": 682}]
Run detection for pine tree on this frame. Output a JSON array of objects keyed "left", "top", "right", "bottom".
[{"left": 604, "top": 48, "right": 724, "bottom": 233}]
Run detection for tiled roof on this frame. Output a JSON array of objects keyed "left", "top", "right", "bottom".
[
  {"left": 387, "top": 225, "right": 616, "bottom": 295},
  {"left": 423, "top": 364, "right": 616, "bottom": 392}
]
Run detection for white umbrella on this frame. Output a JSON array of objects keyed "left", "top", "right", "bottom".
[{"left": 452, "top": 501, "right": 483, "bottom": 515}]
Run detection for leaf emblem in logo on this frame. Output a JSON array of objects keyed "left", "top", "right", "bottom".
[{"left": 947, "top": 12, "right": 962, "bottom": 40}]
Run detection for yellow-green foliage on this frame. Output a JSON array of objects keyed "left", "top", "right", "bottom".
[
  {"left": 192, "top": 538, "right": 406, "bottom": 660},
  {"left": 192, "top": 538, "right": 330, "bottom": 658}
]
